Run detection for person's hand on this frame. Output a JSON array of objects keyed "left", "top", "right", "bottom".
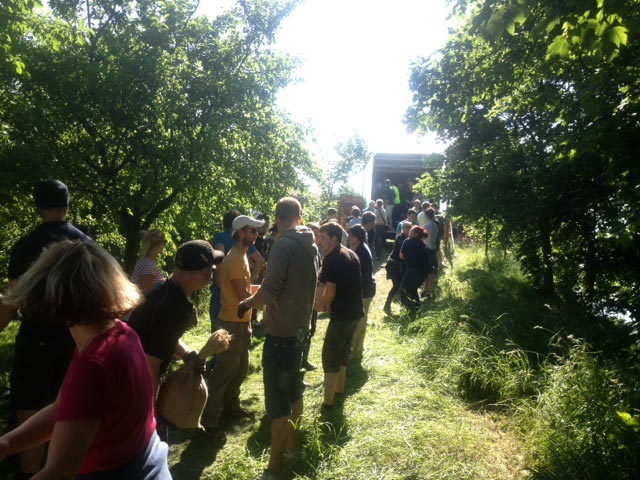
[
  {"left": 237, "top": 300, "right": 251, "bottom": 318},
  {"left": 210, "top": 329, "right": 231, "bottom": 354},
  {"left": 183, "top": 351, "right": 206, "bottom": 374}
]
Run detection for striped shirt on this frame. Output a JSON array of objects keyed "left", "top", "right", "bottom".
[{"left": 131, "top": 256, "right": 165, "bottom": 288}]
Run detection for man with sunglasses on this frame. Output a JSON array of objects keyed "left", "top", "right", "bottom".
[{"left": 202, "top": 215, "right": 265, "bottom": 441}]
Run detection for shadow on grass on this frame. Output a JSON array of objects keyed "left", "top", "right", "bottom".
[
  {"left": 243, "top": 362, "right": 367, "bottom": 479},
  {"left": 169, "top": 429, "right": 224, "bottom": 480}
]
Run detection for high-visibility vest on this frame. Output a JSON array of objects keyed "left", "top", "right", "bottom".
[{"left": 392, "top": 185, "right": 401, "bottom": 205}]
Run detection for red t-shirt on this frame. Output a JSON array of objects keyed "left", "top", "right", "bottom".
[{"left": 55, "top": 320, "right": 156, "bottom": 474}]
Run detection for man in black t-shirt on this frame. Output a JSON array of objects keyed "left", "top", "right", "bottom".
[
  {"left": 128, "top": 240, "right": 226, "bottom": 388},
  {"left": 128, "top": 240, "right": 227, "bottom": 442},
  {"left": 315, "top": 222, "right": 363, "bottom": 409},
  {"left": 4, "top": 179, "right": 92, "bottom": 476}
]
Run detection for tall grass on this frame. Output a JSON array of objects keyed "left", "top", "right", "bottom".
[
  {"left": 524, "top": 341, "right": 640, "bottom": 480},
  {"left": 406, "top": 246, "right": 640, "bottom": 478}
]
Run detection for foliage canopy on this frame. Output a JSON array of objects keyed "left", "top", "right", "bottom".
[
  {"left": 0, "top": 0, "right": 314, "bottom": 273},
  {"left": 407, "top": 0, "right": 640, "bottom": 319}
]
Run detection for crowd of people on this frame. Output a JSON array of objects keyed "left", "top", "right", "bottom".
[{"left": 0, "top": 178, "right": 453, "bottom": 479}]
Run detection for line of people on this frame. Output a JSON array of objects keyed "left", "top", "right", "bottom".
[{"left": 0, "top": 181, "right": 381, "bottom": 480}]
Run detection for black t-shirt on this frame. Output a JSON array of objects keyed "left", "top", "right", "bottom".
[
  {"left": 9, "top": 221, "right": 92, "bottom": 332},
  {"left": 8, "top": 220, "right": 92, "bottom": 280},
  {"left": 355, "top": 242, "right": 376, "bottom": 299},
  {"left": 127, "top": 280, "right": 196, "bottom": 375},
  {"left": 389, "top": 234, "right": 407, "bottom": 261},
  {"left": 319, "top": 245, "right": 364, "bottom": 322},
  {"left": 400, "top": 237, "right": 429, "bottom": 270}
]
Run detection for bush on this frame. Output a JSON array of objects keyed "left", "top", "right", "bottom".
[
  {"left": 405, "top": 246, "right": 639, "bottom": 478},
  {"left": 523, "top": 341, "right": 640, "bottom": 480}
]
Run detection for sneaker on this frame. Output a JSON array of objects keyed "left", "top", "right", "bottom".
[{"left": 301, "top": 360, "right": 317, "bottom": 371}]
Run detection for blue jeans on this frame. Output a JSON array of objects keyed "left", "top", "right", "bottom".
[{"left": 77, "top": 432, "right": 170, "bottom": 479}]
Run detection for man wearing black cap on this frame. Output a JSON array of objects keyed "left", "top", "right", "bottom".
[
  {"left": 4, "top": 179, "right": 92, "bottom": 476},
  {"left": 128, "top": 240, "right": 226, "bottom": 390},
  {"left": 128, "top": 240, "right": 227, "bottom": 441}
]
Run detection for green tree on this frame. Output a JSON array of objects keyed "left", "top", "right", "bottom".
[
  {"left": 0, "top": 0, "right": 314, "bottom": 272},
  {"left": 407, "top": 0, "right": 640, "bottom": 315},
  {"left": 319, "top": 133, "right": 371, "bottom": 211}
]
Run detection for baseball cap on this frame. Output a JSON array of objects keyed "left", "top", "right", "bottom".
[
  {"left": 231, "top": 215, "right": 265, "bottom": 235},
  {"left": 175, "top": 240, "right": 224, "bottom": 271},
  {"left": 33, "top": 179, "right": 70, "bottom": 209}
]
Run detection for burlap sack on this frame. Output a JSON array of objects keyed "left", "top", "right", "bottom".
[
  {"left": 155, "top": 329, "right": 230, "bottom": 429},
  {"left": 156, "top": 358, "right": 207, "bottom": 429}
]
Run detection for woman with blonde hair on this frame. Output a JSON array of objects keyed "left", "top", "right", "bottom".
[
  {"left": 0, "top": 241, "right": 171, "bottom": 479},
  {"left": 131, "top": 229, "right": 167, "bottom": 293}
]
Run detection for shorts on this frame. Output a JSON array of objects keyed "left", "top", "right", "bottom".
[
  {"left": 262, "top": 334, "right": 304, "bottom": 419},
  {"left": 322, "top": 318, "right": 359, "bottom": 373},
  {"left": 10, "top": 322, "right": 75, "bottom": 411}
]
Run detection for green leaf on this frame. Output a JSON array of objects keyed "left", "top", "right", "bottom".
[
  {"left": 545, "top": 17, "right": 561, "bottom": 34},
  {"left": 617, "top": 411, "right": 640, "bottom": 432},
  {"left": 607, "top": 25, "right": 628, "bottom": 48},
  {"left": 546, "top": 35, "right": 570, "bottom": 59}
]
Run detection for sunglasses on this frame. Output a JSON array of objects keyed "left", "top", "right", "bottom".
[{"left": 243, "top": 227, "right": 258, "bottom": 234}]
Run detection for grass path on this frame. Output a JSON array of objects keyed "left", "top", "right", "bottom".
[{"left": 171, "top": 253, "right": 528, "bottom": 479}]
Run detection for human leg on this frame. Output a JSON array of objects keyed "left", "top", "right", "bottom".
[
  {"left": 335, "top": 366, "right": 348, "bottom": 394},
  {"left": 202, "top": 321, "right": 246, "bottom": 428},
  {"left": 263, "top": 335, "right": 304, "bottom": 474},
  {"left": 302, "top": 310, "right": 317, "bottom": 371},
  {"left": 222, "top": 326, "right": 251, "bottom": 414},
  {"left": 321, "top": 321, "right": 340, "bottom": 406},
  {"left": 10, "top": 327, "right": 73, "bottom": 474},
  {"left": 351, "top": 297, "right": 373, "bottom": 358},
  {"left": 401, "top": 268, "right": 421, "bottom": 313},
  {"left": 384, "top": 269, "right": 403, "bottom": 311}
]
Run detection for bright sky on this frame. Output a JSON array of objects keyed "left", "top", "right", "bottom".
[{"left": 197, "top": 0, "right": 452, "bottom": 195}]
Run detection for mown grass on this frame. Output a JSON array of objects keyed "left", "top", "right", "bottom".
[
  {"left": 165, "top": 250, "right": 528, "bottom": 480},
  {"left": 2, "top": 245, "right": 636, "bottom": 479}
]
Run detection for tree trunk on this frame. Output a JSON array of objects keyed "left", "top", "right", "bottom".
[{"left": 121, "top": 212, "right": 142, "bottom": 274}]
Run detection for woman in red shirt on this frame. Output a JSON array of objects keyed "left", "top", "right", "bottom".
[{"left": 0, "top": 241, "right": 170, "bottom": 479}]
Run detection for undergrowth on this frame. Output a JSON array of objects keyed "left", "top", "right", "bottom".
[{"left": 401, "top": 247, "right": 640, "bottom": 479}]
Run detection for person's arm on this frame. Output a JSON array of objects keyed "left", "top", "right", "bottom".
[
  {"left": 145, "top": 355, "right": 163, "bottom": 394},
  {"left": 314, "top": 281, "right": 336, "bottom": 313},
  {"left": 32, "top": 419, "right": 100, "bottom": 480},
  {"left": 0, "top": 402, "right": 58, "bottom": 460},
  {"left": 173, "top": 338, "right": 190, "bottom": 359},
  {"left": 138, "top": 274, "right": 158, "bottom": 294},
  {"left": 244, "top": 242, "right": 289, "bottom": 312},
  {"left": 231, "top": 279, "right": 250, "bottom": 300},
  {"left": 248, "top": 250, "right": 265, "bottom": 281}
]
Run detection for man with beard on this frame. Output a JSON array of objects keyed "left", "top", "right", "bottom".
[{"left": 201, "top": 215, "right": 265, "bottom": 441}]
